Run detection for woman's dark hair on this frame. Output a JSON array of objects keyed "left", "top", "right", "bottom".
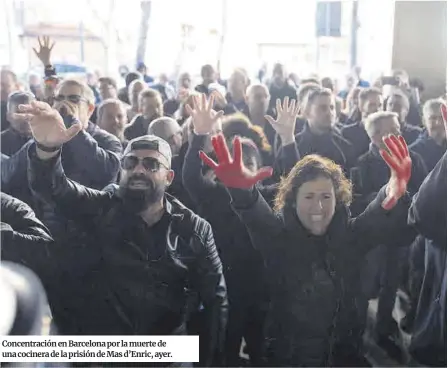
[
  {"left": 274, "top": 154, "right": 352, "bottom": 213},
  {"left": 221, "top": 113, "right": 271, "bottom": 154},
  {"left": 229, "top": 137, "right": 263, "bottom": 168},
  {"left": 125, "top": 72, "right": 142, "bottom": 87}
]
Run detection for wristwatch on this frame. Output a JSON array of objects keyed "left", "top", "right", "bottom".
[{"left": 35, "top": 141, "right": 62, "bottom": 152}]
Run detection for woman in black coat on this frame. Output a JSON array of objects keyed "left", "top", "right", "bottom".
[{"left": 200, "top": 131, "right": 414, "bottom": 366}]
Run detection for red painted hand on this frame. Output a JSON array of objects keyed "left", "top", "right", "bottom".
[
  {"left": 379, "top": 135, "right": 412, "bottom": 210},
  {"left": 199, "top": 134, "right": 273, "bottom": 189}
]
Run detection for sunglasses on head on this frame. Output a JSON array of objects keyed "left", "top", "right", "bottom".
[
  {"left": 54, "top": 94, "right": 88, "bottom": 104},
  {"left": 121, "top": 155, "right": 169, "bottom": 172}
]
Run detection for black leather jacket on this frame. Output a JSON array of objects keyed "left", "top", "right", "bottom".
[
  {"left": 27, "top": 144, "right": 228, "bottom": 366},
  {"left": 1, "top": 192, "right": 56, "bottom": 291}
]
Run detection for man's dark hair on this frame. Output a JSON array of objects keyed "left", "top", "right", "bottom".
[
  {"left": 359, "top": 87, "right": 382, "bottom": 103},
  {"left": 7, "top": 91, "right": 35, "bottom": 112},
  {"left": 305, "top": 87, "right": 333, "bottom": 107},
  {"left": 201, "top": 64, "right": 214, "bottom": 75},
  {"left": 99, "top": 77, "right": 118, "bottom": 90},
  {"left": 125, "top": 72, "right": 142, "bottom": 87},
  {"left": 136, "top": 62, "right": 147, "bottom": 73}
]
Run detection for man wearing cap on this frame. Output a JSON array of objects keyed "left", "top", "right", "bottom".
[{"left": 19, "top": 101, "right": 228, "bottom": 366}]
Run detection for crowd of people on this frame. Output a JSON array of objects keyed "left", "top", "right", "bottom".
[{"left": 1, "top": 36, "right": 447, "bottom": 367}]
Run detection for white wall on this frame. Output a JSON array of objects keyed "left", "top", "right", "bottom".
[{"left": 392, "top": 0, "right": 447, "bottom": 99}]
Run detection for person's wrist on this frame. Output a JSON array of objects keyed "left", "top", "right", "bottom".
[
  {"left": 280, "top": 134, "right": 295, "bottom": 146},
  {"left": 35, "top": 146, "right": 60, "bottom": 160},
  {"left": 35, "top": 141, "right": 62, "bottom": 152},
  {"left": 193, "top": 128, "right": 212, "bottom": 136}
]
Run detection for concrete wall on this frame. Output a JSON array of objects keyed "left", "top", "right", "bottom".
[{"left": 392, "top": 0, "right": 447, "bottom": 100}]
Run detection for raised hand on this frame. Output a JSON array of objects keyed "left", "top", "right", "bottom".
[
  {"left": 14, "top": 101, "right": 82, "bottom": 149},
  {"left": 379, "top": 135, "right": 412, "bottom": 210},
  {"left": 186, "top": 93, "right": 224, "bottom": 135},
  {"left": 199, "top": 133, "right": 273, "bottom": 189},
  {"left": 33, "top": 36, "right": 55, "bottom": 66},
  {"left": 265, "top": 97, "right": 300, "bottom": 145}
]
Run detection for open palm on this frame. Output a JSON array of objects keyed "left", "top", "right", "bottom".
[
  {"left": 15, "top": 101, "right": 82, "bottom": 147},
  {"left": 186, "top": 93, "right": 224, "bottom": 135},
  {"left": 265, "top": 97, "right": 300, "bottom": 139},
  {"left": 33, "top": 36, "right": 55, "bottom": 66},
  {"left": 380, "top": 135, "right": 412, "bottom": 210},
  {"left": 199, "top": 134, "right": 273, "bottom": 189}
]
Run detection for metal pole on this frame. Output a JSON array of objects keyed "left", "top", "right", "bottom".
[
  {"left": 79, "top": 20, "right": 85, "bottom": 64},
  {"left": 350, "top": 0, "right": 359, "bottom": 68}
]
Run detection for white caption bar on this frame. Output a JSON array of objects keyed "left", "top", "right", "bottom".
[{"left": 0, "top": 336, "right": 199, "bottom": 363}]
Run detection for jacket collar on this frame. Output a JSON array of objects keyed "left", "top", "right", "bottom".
[
  {"left": 302, "top": 121, "right": 336, "bottom": 138},
  {"left": 368, "top": 142, "right": 382, "bottom": 157}
]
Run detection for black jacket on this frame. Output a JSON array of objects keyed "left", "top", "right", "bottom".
[
  {"left": 2, "top": 122, "right": 121, "bottom": 246},
  {"left": 124, "top": 114, "right": 159, "bottom": 141},
  {"left": 401, "top": 123, "right": 422, "bottom": 145},
  {"left": 1, "top": 128, "right": 31, "bottom": 156},
  {"left": 408, "top": 154, "right": 446, "bottom": 366},
  {"left": 182, "top": 133, "right": 267, "bottom": 304},
  {"left": 60, "top": 121, "right": 122, "bottom": 189},
  {"left": 410, "top": 131, "right": 446, "bottom": 172},
  {"left": 228, "top": 185, "right": 412, "bottom": 366},
  {"left": 1, "top": 142, "right": 34, "bottom": 207},
  {"left": 352, "top": 143, "right": 428, "bottom": 217},
  {"left": 1, "top": 100, "right": 9, "bottom": 131},
  {"left": 168, "top": 143, "right": 196, "bottom": 212},
  {"left": 295, "top": 123, "right": 356, "bottom": 173},
  {"left": 1, "top": 192, "right": 55, "bottom": 288},
  {"left": 27, "top": 145, "right": 228, "bottom": 365},
  {"left": 341, "top": 121, "right": 370, "bottom": 159},
  {"left": 1, "top": 123, "right": 121, "bottom": 210}
]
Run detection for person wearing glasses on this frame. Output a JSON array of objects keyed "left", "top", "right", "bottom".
[
  {"left": 32, "top": 35, "right": 123, "bottom": 189},
  {"left": 50, "top": 78, "right": 123, "bottom": 189},
  {"left": 17, "top": 100, "right": 228, "bottom": 366}
]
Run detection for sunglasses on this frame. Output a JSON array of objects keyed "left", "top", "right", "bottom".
[
  {"left": 54, "top": 94, "right": 88, "bottom": 104},
  {"left": 121, "top": 156, "right": 169, "bottom": 172}
]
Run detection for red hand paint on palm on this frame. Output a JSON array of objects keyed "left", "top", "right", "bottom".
[
  {"left": 379, "top": 135, "right": 412, "bottom": 210},
  {"left": 199, "top": 134, "right": 273, "bottom": 189}
]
